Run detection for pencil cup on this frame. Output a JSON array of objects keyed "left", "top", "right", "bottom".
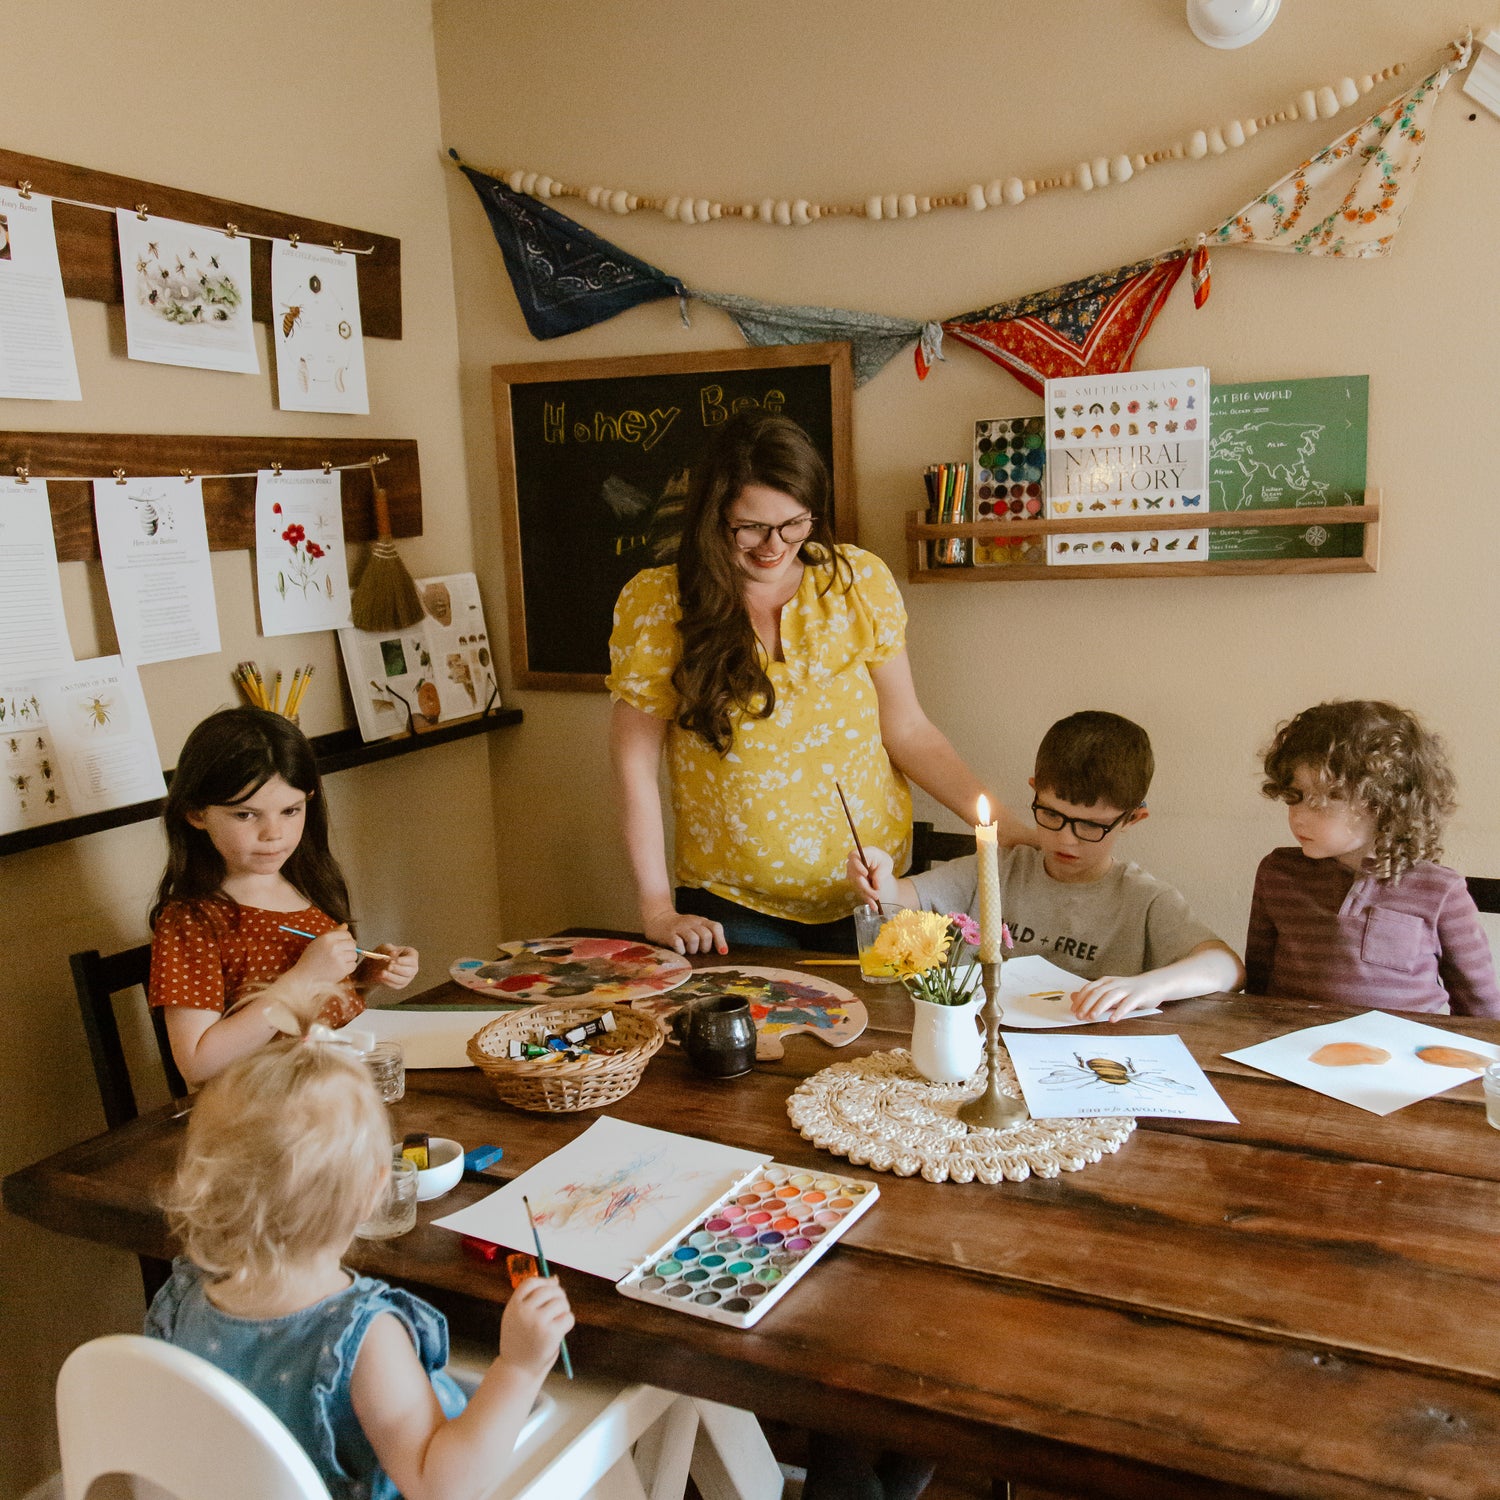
[
  {"left": 362, "top": 1041, "right": 405, "bottom": 1104},
  {"left": 358, "top": 1155, "right": 419, "bottom": 1239},
  {"left": 852, "top": 903, "right": 905, "bottom": 984},
  {"left": 1483, "top": 1062, "right": 1500, "bottom": 1130}
]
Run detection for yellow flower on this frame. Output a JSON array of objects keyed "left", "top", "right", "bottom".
[{"left": 870, "top": 908, "right": 952, "bottom": 978}]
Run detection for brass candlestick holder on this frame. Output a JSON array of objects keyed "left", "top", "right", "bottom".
[{"left": 956, "top": 959, "right": 1029, "bottom": 1131}]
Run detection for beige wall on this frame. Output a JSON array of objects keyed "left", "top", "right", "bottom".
[
  {"left": 0, "top": 5, "right": 500, "bottom": 1493},
  {"left": 433, "top": 0, "right": 1498, "bottom": 954}
]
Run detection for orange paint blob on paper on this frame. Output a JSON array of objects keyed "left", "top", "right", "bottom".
[
  {"left": 1309, "top": 1042, "right": 1392, "bottom": 1068},
  {"left": 1414, "top": 1045, "right": 1489, "bottom": 1071}
]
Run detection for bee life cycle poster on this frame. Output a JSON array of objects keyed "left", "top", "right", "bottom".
[
  {"left": 92, "top": 477, "right": 220, "bottom": 666},
  {"left": 116, "top": 212, "right": 258, "bottom": 375},
  {"left": 1003, "top": 1031, "right": 1238, "bottom": 1121},
  {"left": 0, "top": 656, "right": 165, "bottom": 835},
  {"left": 271, "top": 239, "right": 369, "bottom": 415},
  {"left": 1043, "top": 366, "right": 1209, "bottom": 565},
  {"left": 254, "top": 469, "right": 353, "bottom": 636}
]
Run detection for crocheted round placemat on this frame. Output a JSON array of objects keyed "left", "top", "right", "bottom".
[{"left": 787, "top": 1048, "right": 1136, "bottom": 1183}]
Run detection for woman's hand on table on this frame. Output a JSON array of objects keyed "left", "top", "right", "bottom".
[{"left": 643, "top": 904, "right": 728, "bottom": 956}]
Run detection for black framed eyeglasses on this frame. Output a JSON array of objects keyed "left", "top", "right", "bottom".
[
  {"left": 727, "top": 515, "right": 814, "bottom": 549},
  {"left": 1030, "top": 798, "right": 1136, "bottom": 843}
]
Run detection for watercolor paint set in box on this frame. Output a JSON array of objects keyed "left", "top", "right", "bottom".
[{"left": 616, "top": 1162, "right": 878, "bottom": 1328}]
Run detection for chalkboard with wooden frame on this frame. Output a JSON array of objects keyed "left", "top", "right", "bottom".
[{"left": 492, "top": 343, "right": 854, "bottom": 691}]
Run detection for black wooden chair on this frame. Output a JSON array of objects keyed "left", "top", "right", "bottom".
[
  {"left": 69, "top": 943, "right": 185, "bottom": 1300},
  {"left": 908, "top": 819, "right": 975, "bottom": 875},
  {"left": 1467, "top": 878, "right": 1500, "bottom": 915}
]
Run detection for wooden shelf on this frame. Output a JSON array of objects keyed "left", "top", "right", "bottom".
[
  {"left": 907, "top": 496, "right": 1380, "bottom": 582},
  {"left": 0, "top": 707, "right": 523, "bottom": 859}
]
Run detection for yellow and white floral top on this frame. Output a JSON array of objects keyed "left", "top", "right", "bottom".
[{"left": 608, "top": 546, "right": 913, "bottom": 925}]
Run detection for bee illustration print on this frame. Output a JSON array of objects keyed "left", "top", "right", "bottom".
[
  {"left": 281, "top": 304, "right": 303, "bottom": 339},
  {"left": 1040, "top": 1052, "right": 1195, "bottom": 1096},
  {"left": 82, "top": 694, "right": 112, "bottom": 729},
  {"left": 40, "top": 758, "right": 52, "bottom": 779},
  {"left": 45, "top": 787, "right": 58, "bottom": 805},
  {"left": 11, "top": 773, "right": 29, "bottom": 793}
]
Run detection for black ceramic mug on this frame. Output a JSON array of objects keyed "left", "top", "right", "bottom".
[{"left": 674, "top": 995, "right": 757, "bottom": 1078}]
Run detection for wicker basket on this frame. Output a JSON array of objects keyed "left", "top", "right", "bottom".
[{"left": 467, "top": 1001, "right": 666, "bottom": 1113}]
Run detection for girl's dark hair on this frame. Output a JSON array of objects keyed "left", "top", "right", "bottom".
[
  {"left": 150, "top": 708, "right": 351, "bottom": 929},
  {"left": 672, "top": 410, "right": 851, "bottom": 754},
  {"left": 1260, "top": 700, "right": 1455, "bottom": 883}
]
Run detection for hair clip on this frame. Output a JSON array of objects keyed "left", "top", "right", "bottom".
[
  {"left": 135, "top": 203, "right": 150, "bottom": 221},
  {"left": 17, "top": 180, "right": 31, "bottom": 200},
  {"left": 113, "top": 468, "right": 127, "bottom": 485}
]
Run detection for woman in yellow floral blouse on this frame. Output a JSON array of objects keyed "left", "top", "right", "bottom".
[{"left": 608, "top": 410, "right": 1027, "bottom": 955}]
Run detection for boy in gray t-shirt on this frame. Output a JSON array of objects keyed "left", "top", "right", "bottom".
[{"left": 849, "top": 711, "right": 1244, "bottom": 1022}]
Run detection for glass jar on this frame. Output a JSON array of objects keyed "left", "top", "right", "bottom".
[{"left": 362, "top": 1040, "right": 405, "bottom": 1104}]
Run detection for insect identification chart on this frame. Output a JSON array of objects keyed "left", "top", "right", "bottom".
[
  {"left": 254, "top": 469, "right": 352, "bottom": 635},
  {"left": 92, "top": 477, "right": 220, "bottom": 665},
  {"left": 115, "top": 212, "right": 257, "bottom": 374},
  {"left": 0, "top": 479, "right": 74, "bottom": 675},
  {"left": 1003, "top": 1032, "right": 1238, "bottom": 1121},
  {"left": 0, "top": 655, "right": 165, "bottom": 835},
  {"left": 271, "top": 239, "right": 368, "bottom": 415},
  {"left": 1224, "top": 1011, "right": 1500, "bottom": 1116},
  {"left": 0, "top": 186, "right": 82, "bottom": 402}
]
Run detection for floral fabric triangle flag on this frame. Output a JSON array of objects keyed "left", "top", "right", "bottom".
[
  {"left": 1207, "top": 34, "right": 1470, "bottom": 258},
  {"left": 455, "top": 159, "right": 684, "bottom": 339},
  {"left": 941, "top": 251, "right": 1188, "bottom": 397}
]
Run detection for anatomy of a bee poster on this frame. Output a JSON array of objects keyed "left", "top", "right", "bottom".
[
  {"left": 254, "top": 469, "right": 353, "bottom": 636},
  {"left": 115, "top": 211, "right": 258, "bottom": 374},
  {"left": 91, "top": 476, "right": 221, "bottom": 665},
  {"left": 271, "top": 238, "right": 368, "bottom": 415},
  {"left": 1003, "top": 1031, "right": 1238, "bottom": 1122},
  {"left": 0, "top": 657, "right": 165, "bottom": 835}
]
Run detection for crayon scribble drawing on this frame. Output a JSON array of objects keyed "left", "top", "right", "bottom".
[{"left": 531, "top": 1151, "right": 672, "bottom": 1235}]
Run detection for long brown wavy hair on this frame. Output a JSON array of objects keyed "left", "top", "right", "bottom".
[
  {"left": 1260, "top": 700, "right": 1455, "bottom": 883},
  {"left": 672, "top": 411, "right": 851, "bottom": 754}
]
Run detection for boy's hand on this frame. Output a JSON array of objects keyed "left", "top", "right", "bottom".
[
  {"left": 847, "top": 846, "right": 899, "bottom": 908},
  {"left": 366, "top": 944, "right": 418, "bottom": 989},
  {"left": 500, "top": 1274, "right": 574, "bottom": 1378},
  {"left": 292, "top": 926, "right": 361, "bottom": 985},
  {"left": 1069, "top": 973, "right": 1161, "bottom": 1023}
]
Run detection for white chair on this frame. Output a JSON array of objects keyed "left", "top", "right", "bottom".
[{"left": 56, "top": 1334, "right": 331, "bottom": 1500}]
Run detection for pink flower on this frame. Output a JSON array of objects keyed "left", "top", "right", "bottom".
[{"left": 948, "top": 912, "right": 980, "bottom": 947}]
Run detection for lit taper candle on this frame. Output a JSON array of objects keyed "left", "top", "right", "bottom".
[{"left": 975, "top": 795, "right": 1003, "bottom": 962}]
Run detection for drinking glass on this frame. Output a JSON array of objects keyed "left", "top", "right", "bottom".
[
  {"left": 358, "top": 1156, "right": 419, "bottom": 1239},
  {"left": 362, "top": 1041, "right": 405, "bottom": 1103},
  {"left": 1483, "top": 1062, "right": 1500, "bottom": 1130},
  {"left": 852, "top": 903, "right": 906, "bottom": 984}
]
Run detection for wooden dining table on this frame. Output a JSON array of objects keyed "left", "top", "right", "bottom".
[{"left": 8, "top": 944, "right": 1500, "bottom": 1500}]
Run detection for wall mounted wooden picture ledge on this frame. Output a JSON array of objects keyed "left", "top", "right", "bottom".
[
  {"left": 0, "top": 147, "right": 402, "bottom": 339},
  {"left": 0, "top": 432, "right": 423, "bottom": 562}
]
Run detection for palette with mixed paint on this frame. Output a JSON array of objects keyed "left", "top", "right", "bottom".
[
  {"left": 449, "top": 937, "right": 692, "bottom": 1003},
  {"left": 972, "top": 417, "right": 1046, "bottom": 566},
  {"left": 616, "top": 1162, "right": 878, "bottom": 1328}
]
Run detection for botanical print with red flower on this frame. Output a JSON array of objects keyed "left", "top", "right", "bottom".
[{"left": 254, "top": 468, "right": 353, "bottom": 637}]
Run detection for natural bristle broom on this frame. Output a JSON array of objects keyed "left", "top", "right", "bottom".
[{"left": 350, "top": 469, "right": 424, "bottom": 632}]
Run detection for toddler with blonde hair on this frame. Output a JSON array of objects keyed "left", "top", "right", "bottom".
[{"left": 147, "top": 992, "right": 572, "bottom": 1500}]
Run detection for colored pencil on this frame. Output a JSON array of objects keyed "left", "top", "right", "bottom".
[
  {"left": 276, "top": 924, "right": 391, "bottom": 962},
  {"left": 288, "top": 664, "right": 314, "bottom": 719},
  {"left": 834, "top": 779, "right": 869, "bottom": 878},
  {"left": 522, "top": 1195, "right": 574, "bottom": 1379},
  {"left": 284, "top": 667, "right": 302, "bottom": 717},
  {"left": 271, "top": 669, "right": 283, "bottom": 713}
]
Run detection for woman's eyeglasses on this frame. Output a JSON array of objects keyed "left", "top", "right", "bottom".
[
  {"left": 1030, "top": 799, "right": 1137, "bottom": 843},
  {"left": 727, "top": 515, "right": 814, "bottom": 549}
]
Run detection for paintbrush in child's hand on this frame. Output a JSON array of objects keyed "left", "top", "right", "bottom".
[
  {"left": 522, "top": 1195, "right": 574, "bottom": 1379},
  {"left": 834, "top": 779, "right": 871, "bottom": 881},
  {"left": 276, "top": 924, "right": 391, "bottom": 962}
]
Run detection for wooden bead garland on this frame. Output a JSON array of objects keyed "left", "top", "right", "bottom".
[{"left": 463, "top": 52, "right": 1416, "bottom": 226}]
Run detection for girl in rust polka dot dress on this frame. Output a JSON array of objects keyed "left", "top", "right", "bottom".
[{"left": 149, "top": 707, "right": 419, "bottom": 1085}]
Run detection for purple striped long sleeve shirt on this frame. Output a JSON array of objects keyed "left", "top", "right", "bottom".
[{"left": 1244, "top": 847, "right": 1500, "bottom": 1017}]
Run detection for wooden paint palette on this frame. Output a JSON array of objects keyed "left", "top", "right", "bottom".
[
  {"left": 632, "top": 966, "right": 867, "bottom": 1060},
  {"left": 450, "top": 937, "right": 691, "bottom": 1003}
]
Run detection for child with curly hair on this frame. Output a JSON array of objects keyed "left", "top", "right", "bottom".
[{"left": 1246, "top": 700, "right": 1500, "bottom": 1015}]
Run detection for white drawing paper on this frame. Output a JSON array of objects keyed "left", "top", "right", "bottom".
[
  {"left": 255, "top": 470, "right": 353, "bottom": 635},
  {"left": 0, "top": 189, "right": 81, "bottom": 401},
  {"left": 987, "top": 954, "right": 1161, "bottom": 1028},
  {"left": 338, "top": 572, "right": 499, "bottom": 741},
  {"left": 116, "top": 210, "right": 258, "bottom": 374},
  {"left": 1003, "top": 1031, "right": 1237, "bottom": 1122},
  {"left": 271, "top": 239, "right": 369, "bottom": 415},
  {"left": 0, "top": 479, "right": 75, "bottom": 675},
  {"left": 433, "top": 1117, "right": 770, "bottom": 1280},
  {"left": 0, "top": 655, "right": 165, "bottom": 834},
  {"left": 1044, "top": 366, "right": 1209, "bottom": 565},
  {"left": 1223, "top": 1010, "right": 1500, "bottom": 1117},
  {"left": 93, "top": 477, "right": 220, "bottom": 665},
  {"left": 349, "top": 1007, "right": 519, "bottom": 1070}
]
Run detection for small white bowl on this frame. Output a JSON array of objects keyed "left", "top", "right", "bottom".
[{"left": 414, "top": 1137, "right": 464, "bottom": 1201}]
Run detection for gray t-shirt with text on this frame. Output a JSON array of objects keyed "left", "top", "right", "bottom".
[{"left": 909, "top": 845, "right": 1218, "bottom": 981}]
